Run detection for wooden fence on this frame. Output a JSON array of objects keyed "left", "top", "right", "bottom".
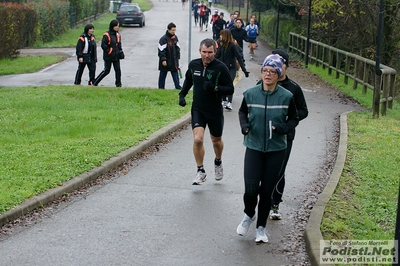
[{"left": 288, "top": 32, "right": 396, "bottom": 117}]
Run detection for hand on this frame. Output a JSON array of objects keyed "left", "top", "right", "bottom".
[
  {"left": 273, "top": 124, "right": 290, "bottom": 135},
  {"left": 179, "top": 96, "right": 186, "bottom": 107},
  {"left": 203, "top": 81, "right": 216, "bottom": 91},
  {"left": 241, "top": 126, "right": 250, "bottom": 135},
  {"left": 244, "top": 71, "right": 249, "bottom": 78}
]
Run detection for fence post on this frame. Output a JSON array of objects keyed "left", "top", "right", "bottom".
[{"left": 373, "top": 72, "right": 382, "bottom": 118}]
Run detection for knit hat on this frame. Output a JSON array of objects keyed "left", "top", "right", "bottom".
[
  {"left": 215, "top": 9, "right": 218, "bottom": 13},
  {"left": 272, "top": 49, "right": 289, "bottom": 66},
  {"left": 262, "top": 54, "right": 284, "bottom": 77}
]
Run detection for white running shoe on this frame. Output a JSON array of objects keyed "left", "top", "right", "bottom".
[
  {"left": 255, "top": 226, "right": 269, "bottom": 243},
  {"left": 236, "top": 214, "right": 255, "bottom": 236},
  {"left": 269, "top": 204, "right": 282, "bottom": 220},
  {"left": 214, "top": 163, "right": 223, "bottom": 181},
  {"left": 225, "top": 102, "right": 232, "bottom": 110},
  {"left": 221, "top": 101, "right": 227, "bottom": 108},
  {"left": 192, "top": 171, "right": 207, "bottom": 185}
]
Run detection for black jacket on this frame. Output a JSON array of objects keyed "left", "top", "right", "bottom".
[
  {"left": 101, "top": 30, "right": 122, "bottom": 62},
  {"left": 76, "top": 33, "right": 97, "bottom": 62},
  {"left": 279, "top": 75, "right": 308, "bottom": 140},
  {"left": 230, "top": 26, "right": 248, "bottom": 49},
  {"left": 180, "top": 58, "right": 234, "bottom": 115},
  {"left": 215, "top": 42, "right": 246, "bottom": 72},
  {"left": 158, "top": 30, "right": 180, "bottom": 72}
]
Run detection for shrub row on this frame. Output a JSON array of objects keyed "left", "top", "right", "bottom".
[
  {"left": 0, "top": 0, "right": 109, "bottom": 59},
  {"left": 0, "top": 2, "right": 37, "bottom": 59}
]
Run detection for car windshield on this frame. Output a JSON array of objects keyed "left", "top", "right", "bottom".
[{"left": 120, "top": 6, "right": 139, "bottom": 12}]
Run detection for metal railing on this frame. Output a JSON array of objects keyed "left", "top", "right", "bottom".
[{"left": 288, "top": 32, "right": 396, "bottom": 117}]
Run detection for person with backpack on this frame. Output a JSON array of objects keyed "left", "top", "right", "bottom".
[
  {"left": 93, "top": 20, "right": 124, "bottom": 87},
  {"left": 74, "top": 24, "right": 97, "bottom": 86},
  {"left": 215, "top": 29, "right": 249, "bottom": 110},
  {"left": 245, "top": 18, "right": 259, "bottom": 59}
]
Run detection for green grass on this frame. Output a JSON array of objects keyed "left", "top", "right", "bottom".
[
  {"left": 0, "top": 86, "right": 191, "bottom": 214},
  {"left": 0, "top": 56, "right": 67, "bottom": 75},
  {"left": 310, "top": 64, "right": 400, "bottom": 243}
]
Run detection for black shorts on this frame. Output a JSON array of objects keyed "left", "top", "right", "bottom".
[
  {"left": 191, "top": 109, "right": 224, "bottom": 137},
  {"left": 248, "top": 38, "right": 257, "bottom": 43}
]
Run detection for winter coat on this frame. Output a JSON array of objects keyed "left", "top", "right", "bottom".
[
  {"left": 76, "top": 33, "right": 97, "bottom": 63},
  {"left": 158, "top": 30, "right": 180, "bottom": 72},
  {"left": 101, "top": 30, "right": 122, "bottom": 62}
]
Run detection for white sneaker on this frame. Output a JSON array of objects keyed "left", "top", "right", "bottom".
[
  {"left": 236, "top": 214, "right": 255, "bottom": 236},
  {"left": 221, "top": 101, "right": 227, "bottom": 108},
  {"left": 255, "top": 226, "right": 269, "bottom": 243},
  {"left": 192, "top": 171, "right": 207, "bottom": 185},
  {"left": 214, "top": 163, "right": 223, "bottom": 181},
  {"left": 269, "top": 204, "right": 282, "bottom": 220},
  {"left": 225, "top": 102, "right": 232, "bottom": 110}
]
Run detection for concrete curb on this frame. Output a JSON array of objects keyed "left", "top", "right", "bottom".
[
  {"left": 0, "top": 113, "right": 191, "bottom": 227},
  {"left": 304, "top": 111, "right": 351, "bottom": 266}
]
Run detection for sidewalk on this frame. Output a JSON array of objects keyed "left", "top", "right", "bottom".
[{"left": 0, "top": 2, "right": 361, "bottom": 265}]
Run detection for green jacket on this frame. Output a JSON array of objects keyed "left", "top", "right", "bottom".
[{"left": 238, "top": 83, "right": 299, "bottom": 152}]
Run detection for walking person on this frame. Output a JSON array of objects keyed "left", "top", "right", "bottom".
[
  {"left": 268, "top": 49, "right": 308, "bottom": 220},
  {"left": 74, "top": 24, "right": 97, "bottom": 86},
  {"left": 215, "top": 29, "right": 249, "bottom": 110},
  {"left": 212, "top": 12, "right": 227, "bottom": 41},
  {"left": 192, "top": 0, "right": 199, "bottom": 26},
  {"left": 230, "top": 18, "right": 248, "bottom": 50},
  {"left": 178, "top": 38, "right": 234, "bottom": 185},
  {"left": 245, "top": 18, "right": 259, "bottom": 59},
  {"left": 158, "top": 22, "right": 182, "bottom": 90},
  {"left": 236, "top": 54, "right": 299, "bottom": 243},
  {"left": 93, "top": 20, "right": 123, "bottom": 87},
  {"left": 198, "top": 1, "right": 207, "bottom": 31},
  {"left": 210, "top": 9, "right": 219, "bottom": 40}
]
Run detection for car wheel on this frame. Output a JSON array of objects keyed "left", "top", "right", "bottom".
[{"left": 139, "top": 20, "right": 143, "bottom": 27}]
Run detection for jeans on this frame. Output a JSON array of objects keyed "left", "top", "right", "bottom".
[{"left": 158, "top": 70, "right": 181, "bottom": 89}]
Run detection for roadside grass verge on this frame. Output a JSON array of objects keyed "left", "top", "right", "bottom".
[
  {"left": 0, "top": 56, "right": 68, "bottom": 75},
  {"left": 308, "top": 65, "right": 400, "bottom": 241},
  {"left": 0, "top": 86, "right": 191, "bottom": 214}
]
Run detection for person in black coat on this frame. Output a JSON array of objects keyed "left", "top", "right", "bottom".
[
  {"left": 230, "top": 18, "right": 248, "bottom": 50},
  {"left": 93, "top": 20, "right": 123, "bottom": 87},
  {"left": 215, "top": 29, "right": 249, "bottom": 110},
  {"left": 158, "top": 22, "right": 181, "bottom": 90},
  {"left": 74, "top": 24, "right": 97, "bottom": 85},
  {"left": 268, "top": 49, "right": 309, "bottom": 220},
  {"left": 213, "top": 12, "right": 227, "bottom": 41}
]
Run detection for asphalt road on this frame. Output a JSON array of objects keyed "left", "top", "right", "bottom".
[{"left": 0, "top": 1, "right": 361, "bottom": 265}]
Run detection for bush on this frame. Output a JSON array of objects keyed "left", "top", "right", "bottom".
[{"left": 0, "top": 2, "right": 37, "bottom": 59}]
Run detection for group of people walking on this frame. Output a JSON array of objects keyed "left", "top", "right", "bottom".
[
  {"left": 178, "top": 36, "right": 308, "bottom": 243},
  {"left": 74, "top": 11, "right": 308, "bottom": 245},
  {"left": 74, "top": 20, "right": 124, "bottom": 87}
]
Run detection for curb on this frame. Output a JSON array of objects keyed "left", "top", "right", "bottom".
[
  {"left": 0, "top": 113, "right": 191, "bottom": 228},
  {"left": 304, "top": 111, "right": 351, "bottom": 266}
]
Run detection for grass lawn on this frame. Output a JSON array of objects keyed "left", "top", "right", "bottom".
[
  {"left": 308, "top": 65, "right": 400, "bottom": 242},
  {"left": 0, "top": 86, "right": 191, "bottom": 214}
]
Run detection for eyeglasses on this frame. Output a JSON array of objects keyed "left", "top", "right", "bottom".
[{"left": 261, "top": 69, "right": 277, "bottom": 75}]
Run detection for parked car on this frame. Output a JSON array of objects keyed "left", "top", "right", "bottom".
[{"left": 116, "top": 4, "right": 145, "bottom": 27}]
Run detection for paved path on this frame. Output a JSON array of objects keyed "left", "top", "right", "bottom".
[{"left": 0, "top": 1, "right": 361, "bottom": 265}]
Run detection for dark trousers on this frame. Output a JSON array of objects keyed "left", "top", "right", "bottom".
[
  {"left": 243, "top": 148, "right": 285, "bottom": 228},
  {"left": 94, "top": 60, "right": 121, "bottom": 87},
  {"left": 272, "top": 139, "right": 293, "bottom": 205},
  {"left": 74, "top": 61, "right": 96, "bottom": 85},
  {"left": 222, "top": 68, "right": 236, "bottom": 103},
  {"left": 158, "top": 70, "right": 181, "bottom": 89}
]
